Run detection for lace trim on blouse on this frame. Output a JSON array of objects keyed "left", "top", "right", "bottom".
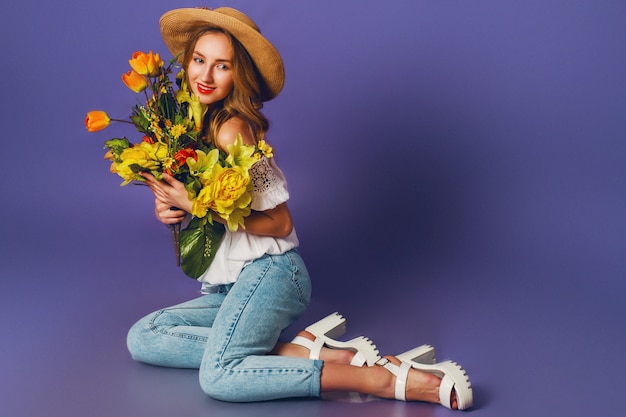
[{"left": 249, "top": 157, "right": 289, "bottom": 211}]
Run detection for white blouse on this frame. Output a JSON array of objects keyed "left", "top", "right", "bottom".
[{"left": 198, "top": 157, "right": 299, "bottom": 292}]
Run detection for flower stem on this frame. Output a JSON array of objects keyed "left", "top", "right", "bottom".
[
  {"left": 109, "top": 118, "right": 135, "bottom": 125},
  {"left": 170, "top": 223, "right": 181, "bottom": 266}
]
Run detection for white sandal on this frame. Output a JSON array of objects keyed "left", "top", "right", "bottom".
[
  {"left": 377, "top": 349, "right": 473, "bottom": 410},
  {"left": 397, "top": 344, "right": 437, "bottom": 366},
  {"left": 291, "top": 312, "right": 382, "bottom": 366}
]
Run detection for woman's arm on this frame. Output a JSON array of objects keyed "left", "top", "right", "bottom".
[
  {"left": 142, "top": 117, "right": 293, "bottom": 237},
  {"left": 241, "top": 202, "right": 293, "bottom": 238},
  {"left": 213, "top": 117, "right": 294, "bottom": 237},
  {"left": 144, "top": 172, "right": 293, "bottom": 237}
]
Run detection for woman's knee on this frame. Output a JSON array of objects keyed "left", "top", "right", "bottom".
[
  {"left": 199, "top": 362, "right": 228, "bottom": 400},
  {"left": 198, "top": 353, "right": 246, "bottom": 401},
  {"left": 126, "top": 317, "right": 153, "bottom": 362}
]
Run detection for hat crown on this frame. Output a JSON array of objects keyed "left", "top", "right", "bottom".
[{"left": 214, "top": 7, "right": 260, "bottom": 33}]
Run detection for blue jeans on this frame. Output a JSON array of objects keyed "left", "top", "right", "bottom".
[{"left": 126, "top": 250, "right": 322, "bottom": 401}]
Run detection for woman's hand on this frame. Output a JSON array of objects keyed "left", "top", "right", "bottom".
[
  {"left": 140, "top": 172, "right": 193, "bottom": 214},
  {"left": 154, "top": 198, "right": 187, "bottom": 225}
]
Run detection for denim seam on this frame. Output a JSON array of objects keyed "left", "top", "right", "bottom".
[
  {"left": 216, "top": 256, "right": 274, "bottom": 372},
  {"left": 147, "top": 307, "right": 217, "bottom": 342},
  {"left": 222, "top": 368, "right": 315, "bottom": 375},
  {"left": 285, "top": 251, "right": 309, "bottom": 305}
]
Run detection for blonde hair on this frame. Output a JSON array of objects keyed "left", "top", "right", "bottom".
[{"left": 182, "top": 26, "right": 269, "bottom": 145}]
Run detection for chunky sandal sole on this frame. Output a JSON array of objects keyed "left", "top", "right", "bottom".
[
  {"left": 396, "top": 344, "right": 436, "bottom": 365},
  {"left": 292, "top": 312, "right": 381, "bottom": 366},
  {"left": 304, "top": 312, "right": 348, "bottom": 340}
]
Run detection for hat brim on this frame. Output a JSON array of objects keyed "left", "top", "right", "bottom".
[{"left": 160, "top": 7, "right": 284, "bottom": 101}]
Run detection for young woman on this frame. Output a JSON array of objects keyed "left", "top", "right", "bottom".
[{"left": 127, "top": 6, "right": 472, "bottom": 410}]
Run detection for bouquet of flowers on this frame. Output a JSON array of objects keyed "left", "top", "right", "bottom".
[{"left": 85, "top": 51, "right": 272, "bottom": 279}]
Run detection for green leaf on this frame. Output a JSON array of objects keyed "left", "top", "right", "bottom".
[
  {"left": 179, "top": 217, "right": 225, "bottom": 279},
  {"left": 127, "top": 164, "right": 151, "bottom": 175},
  {"left": 130, "top": 114, "right": 150, "bottom": 133},
  {"left": 159, "top": 90, "right": 177, "bottom": 120},
  {"left": 184, "top": 176, "right": 204, "bottom": 196},
  {"left": 104, "top": 138, "right": 131, "bottom": 154}
]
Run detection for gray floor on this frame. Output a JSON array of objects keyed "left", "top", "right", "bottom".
[{"left": 1, "top": 215, "right": 624, "bottom": 417}]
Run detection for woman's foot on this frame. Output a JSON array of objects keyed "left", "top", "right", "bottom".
[
  {"left": 378, "top": 356, "right": 457, "bottom": 409},
  {"left": 377, "top": 356, "right": 473, "bottom": 410}
]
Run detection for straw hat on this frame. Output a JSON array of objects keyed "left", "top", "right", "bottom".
[{"left": 160, "top": 7, "right": 285, "bottom": 101}]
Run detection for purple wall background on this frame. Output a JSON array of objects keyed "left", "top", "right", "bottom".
[{"left": 1, "top": 1, "right": 625, "bottom": 416}]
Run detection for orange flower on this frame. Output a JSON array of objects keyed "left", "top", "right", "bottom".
[
  {"left": 85, "top": 111, "right": 111, "bottom": 132},
  {"left": 175, "top": 148, "right": 197, "bottom": 166},
  {"left": 129, "top": 51, "right": 163, "bottom": 77},
  {"left": 103, "top": 151, "right": 118, "bottom": 173},
  {"left": 121, "top": 70, "right": 148, "bottom": 93}
]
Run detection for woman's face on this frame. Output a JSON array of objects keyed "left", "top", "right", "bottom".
[{"left": 186, "top": 32, "right": 235, "bottom": 105}]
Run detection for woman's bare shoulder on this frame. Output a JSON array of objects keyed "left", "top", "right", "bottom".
[{"left": 215, "top": 117, "right": 255, "bottom": 149}]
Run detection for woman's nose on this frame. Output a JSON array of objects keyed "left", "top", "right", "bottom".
[{"left": 200, "top": 67, "right": 214, "bottom": 82}]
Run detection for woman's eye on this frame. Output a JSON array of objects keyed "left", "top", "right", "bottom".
[
  {"left": 193, "top": 57, "right": 204, "bottom": 64},
  {"left": 217, "top": 63, "right": 229, "bottom": 70}
]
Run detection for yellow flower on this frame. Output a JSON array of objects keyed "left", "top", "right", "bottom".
[
  {"left": 191, "top": 192, "right": 211, "bottom": 219},
  {"left": 170, "top": 124, "right": 187, "bottom": 139},
  {"left": 211, "top": 166, "right": 252, "bottom": 213},
  {"left": 188, "top": 136, "right": 259, "bottom": 228},
  {"left": 85, "top": 111, "right": 110, "bottom": 132},
  {"left": 152, "top": 125, "right": 164, "bottom": 141},
  {"left": 129, "top": 51, "right": 163, "bottom": 77},
  {"left": 188, "top": 97, "right": 207, "bottom": 130},
  {"left": 192, "top": 164, "right": 252, "bottom": 230},
  {"left": 187, "top": 148, "right": 220, "bottom": 181},
  {"left": 142, "top": 141, "right": 169, "bottom": 161},
  {"left": 257, "top": 140, "right": 273, "bottom": 159},
  {"left": 225, "top": 134, "right": 258, "bottom": 172},
  {"left": 121, "top": 70, "right": 148, "bottom": 93},
  {"left": 115, "top": 142, "right": 168, "bottom": 185},
  {"left": 161, "top": 157, "right": 177, "bottom": 174},
  {"left": 176, "top": 73, "right": 207, "bottom": 129}
]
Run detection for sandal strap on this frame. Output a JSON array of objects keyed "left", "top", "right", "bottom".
[
  {"left": 350, "top": 351, "right": 367, "bottom": 367},
  {"left": 394, "top": 362, "right": 411, "bottom": 401},
  {"left": 376, "top": 358, "right": 411, "bottom": 401},
  {"left": 439, "top": 374, "right": 454, "bottom": 409},
  {"left": 291, "top": 336, "right": 325, "bottom": 360}
]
